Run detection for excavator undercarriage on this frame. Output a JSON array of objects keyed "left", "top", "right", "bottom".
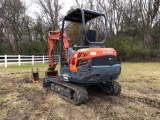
[{"left": 43, "top": 77, "right": 121, "bottom": 104}]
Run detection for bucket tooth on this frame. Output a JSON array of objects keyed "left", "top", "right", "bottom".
[{"left": 31, "top": 68, "right": 40, "bottom": 83}]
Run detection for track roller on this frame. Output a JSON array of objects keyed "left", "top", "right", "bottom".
[{"left": 49, "top": 78, "right": 88, "bottom": 105}]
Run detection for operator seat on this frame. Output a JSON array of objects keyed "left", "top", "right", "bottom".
[{"left": 84, "top": 30, "right": 97, "bottom": 46}]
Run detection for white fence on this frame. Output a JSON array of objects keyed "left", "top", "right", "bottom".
[{"left": 0, "top": 55, "right": 59, "bottom": 67}]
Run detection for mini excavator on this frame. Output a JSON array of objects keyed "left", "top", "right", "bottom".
[{"left": 43, "top": 8, "right": 121, "bottom": 105}]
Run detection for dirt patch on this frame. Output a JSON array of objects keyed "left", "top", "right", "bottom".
[{"left": 0, "top": 63, "right": 160, "bottom": 120}]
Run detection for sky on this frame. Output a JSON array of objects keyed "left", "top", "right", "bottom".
[{"left": 23, "top": 0, "right": 78, "bottom": 19}]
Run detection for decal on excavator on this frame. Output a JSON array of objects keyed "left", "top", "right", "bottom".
[
  {"left": 90, "top": 52, "right": 96, "bottom": 55},
  {"left": 62, "top": 74, "right": 69, "bottom": 80}
]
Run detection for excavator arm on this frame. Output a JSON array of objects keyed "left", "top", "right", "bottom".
[
  {"left": 47, "top": 30, "right": 70, "bottom": 71},
  {"left": 31, "top": 30, "right": 71, "bottom": 80}
]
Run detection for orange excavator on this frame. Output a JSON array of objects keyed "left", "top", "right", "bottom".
[{"left": 43, "top": 8, "right": 121, "bottom": 105}]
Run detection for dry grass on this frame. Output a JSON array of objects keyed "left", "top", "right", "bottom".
[{"left": 0, "top": 62, "right": 160, "bottom": 120}]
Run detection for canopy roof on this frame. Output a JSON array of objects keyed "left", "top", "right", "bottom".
[{"left": 64, "top": 8, "right": 104, "bottom": 23}]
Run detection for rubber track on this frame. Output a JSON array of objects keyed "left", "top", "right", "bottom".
[{"left": 50, "top": 79, "right": 88, "bottom": 105}]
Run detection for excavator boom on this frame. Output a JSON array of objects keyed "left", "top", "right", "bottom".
[{"left": 46, "top": 30, "right": 70, "bottom": 77}]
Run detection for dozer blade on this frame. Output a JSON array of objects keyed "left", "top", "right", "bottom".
[
  {"left": 45, "top": 70, "right": 58, "bottom": 77},
  {"left": 31, "top": 68, "right": 40, "bottom": 83}
]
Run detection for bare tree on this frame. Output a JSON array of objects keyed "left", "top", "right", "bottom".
[
  {"left": 37, "top": 0, "right": 63, "bottom": 30},
  {"left": 75, "top": 0, "right": 81, "bottom": 7},
  {"left": 137, "top": 0, "right": 160, "bottom": 46},
  {"left": 0, "top": 0, "right": 27, "bottom": 54}
]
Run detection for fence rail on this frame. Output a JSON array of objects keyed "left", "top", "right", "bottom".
[{"left": 0, "top": 55, "right": 59, "bottom": 67}]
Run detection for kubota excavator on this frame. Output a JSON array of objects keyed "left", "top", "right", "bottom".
[{"left": 43, "top": 8, "right": 121, "bottom": 105}]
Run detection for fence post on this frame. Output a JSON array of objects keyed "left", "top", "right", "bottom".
[
  {"left": 59, "top": 55, "right": 60, "bottom": 62},
  {"left": 18, "top": 55, "right": 21, "bottom": 66},
  {"left": 43, "top": 55, "right": 44, "bottom": 64},
  {"left": 32, "top": 55, "right": 34, "bottom": 65},
  {"left": 5, "top": 55, "right": 7, "bottom": 68}
]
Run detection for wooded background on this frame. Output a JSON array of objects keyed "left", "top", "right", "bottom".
[{"left": 0, "top": 0, "right": 160, "bottom": 61}]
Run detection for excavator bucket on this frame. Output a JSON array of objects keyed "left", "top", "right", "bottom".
[
  {"left": 31, "top": 68, "right": 40, "bottom": 83},
  {"left": 45, "top": 70, "right": 58, "bottom": 77}
]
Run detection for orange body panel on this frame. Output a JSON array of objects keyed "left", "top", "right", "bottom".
[{"left": 69, "top": 48, "right": 117, "bottom": 71}]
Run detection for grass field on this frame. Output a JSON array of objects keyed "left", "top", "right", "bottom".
[{"left": 0, "top": 63, "right": 160, "bottom": 120}]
